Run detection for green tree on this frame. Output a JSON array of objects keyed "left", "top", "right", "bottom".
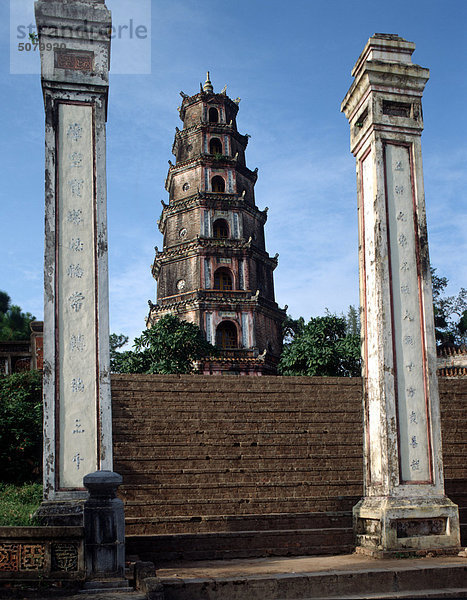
[
  {"left": 282, "top": 314, "right": 305, "bottom": 345},
  {"left": 278, "top": 313, "right": 361, "bottom": 377},
  {"left": 0, "top": 370, "right": 42, "bottom": 484},
  {"left": 111, "top": 314, "right": 217, "bottom": 374},
  {"left": 0, "top": 291, "right": 35, "bottom": 341},
  {"left": 345, "top": 305, "right": 360, "bottom": 336},
  {"left": 431, "top": 268, "right": 467, "bottom": 346},
  {"left": 109, "top": 332, "right": 129, "bottom": 372}
]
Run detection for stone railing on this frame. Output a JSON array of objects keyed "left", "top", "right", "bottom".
[{"left": 0, "top": 526, "right": 84, "bottom": 583}]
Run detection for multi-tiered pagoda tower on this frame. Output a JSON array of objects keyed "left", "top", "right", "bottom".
[{"left": 147, "top": 74, "right": 285, "bottom": 374}]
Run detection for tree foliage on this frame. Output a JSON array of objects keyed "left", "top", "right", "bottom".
[
  {"left": 345, "top": 305, "right": 360, "bottom": 336},
  {"left": 111, "top": 314, "right": 217, "bottom": 374},
  {"left": 431, "top": 268, "right": 467, "bottom": 346},
  {"left": 109, "top": 333, "right": 129, "bottom": 372},
  {"left": 0, "top": 291, "right": 35, "bottom": 341},
  {"left": 0, "top": 370, "right": 42, "bottom": 484},
  {"left": 282, "top": 314, "right": 305, "bottom": 345},
  {"left": 278, "top": 313, "right": 361, "bottom": 377}
]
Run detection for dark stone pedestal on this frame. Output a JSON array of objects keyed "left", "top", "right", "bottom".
[{"left": 82, "top": 470, "right": 130, "bottom": 591}]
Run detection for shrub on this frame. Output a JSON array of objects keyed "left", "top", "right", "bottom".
[
  {"left": 0, "top": 370, "right": 42, "bottom": 484},
  {"left": 0, "top": 482, "right": 42, "bottom": 525}
]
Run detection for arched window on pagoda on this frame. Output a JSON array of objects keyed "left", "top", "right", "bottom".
[
  {"left": 216, "top": 321, "right": 238, "bottom": 349},
  {"left": 214, "top": 268, "right": 233, "bottom": 291},
  {"left": 209, "top": 107, "right": 219, "bottom": 123},
  {"left": 213, "top": 218, "right": 229, "bottom": 239},
  {"left": 209, "top": 138, "right": 223, "bottom": 155},
  {"left": 211, "top": 176, "right": 225, "bottom": 193}
]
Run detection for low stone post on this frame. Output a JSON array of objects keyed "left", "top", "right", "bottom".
[{"left": 82, "top": 471, "right": 129, "bottom": 591}]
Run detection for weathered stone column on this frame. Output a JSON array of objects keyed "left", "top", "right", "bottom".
[
  {"left": 341, "top": 34, "right": 460, "bottom": 556},
  {"left": 35, "top": 0, "right": 113, "bottom": 519}
]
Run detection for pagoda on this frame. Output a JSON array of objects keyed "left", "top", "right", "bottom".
[{"left": 147, "top": 74, "right": 285, "bottom": 374}]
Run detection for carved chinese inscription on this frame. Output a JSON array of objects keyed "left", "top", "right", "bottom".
[
  {"left": 70, "top": 334, "right": 85, "bottom": 352},
  {"left": 73, "top": 418, "right": 85, "bottom": 434},
  {"left": 55, "top": 49, "right": 94, "bottom": 72},
  {"left": 58, "top": 103, "right": 98, "bottom": 488},
  {"left": 70, "top": 152, "right": 83, "bottom": 168},
  {"left": 69, "top": 238, "right": 84, "bottom": 252},
  {"left": 67, "top": 123, "right": 82, "bottom": 142},
  {"left": 73, "top": 453, "right": 84, "bottom": 470},
  {"left": 385, "top": 143, "right": 430, "bottom": 482},
  {"left": 69, "top": 292, "right": 85, "bottom": 313},
  {"left": 51, "top": 543, "right": 79, "bottom": 572},
  {"left": 69, "top": 178, "right": 84, "bottom": 197},
  {"left": 67, "top": 209, "right": 83, "bottom": 225},
  {"left": 71, "top": 378, "right": 84, "bottom": 393}
]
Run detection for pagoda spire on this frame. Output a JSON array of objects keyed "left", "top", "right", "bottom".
[{"left": 203, "top": 71, "right": 213, "bottom": 93}]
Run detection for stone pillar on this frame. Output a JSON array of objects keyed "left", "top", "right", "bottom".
[
  {"left": 82, "top": 471, "right": 128, "bottom": 590},
  {"left": 34, "top": 0, "right": 113, "bottom": 517},
  {"left": 341, "top": 34, "right": 460, "bottom": 556}
]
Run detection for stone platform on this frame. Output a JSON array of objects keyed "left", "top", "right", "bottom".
[
  {"left": 151, "top": 553, "right": 467, "bottom": 599},
  {"left": 4, "top": 554, "right": 467, "bottom": 599}
]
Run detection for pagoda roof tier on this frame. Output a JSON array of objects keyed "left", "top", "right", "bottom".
[
  {"left": 148, "top": 290, "right": 285, "bottom": 318},
  {"left": 158, "top": 194, "right": 268, "bottom": 234},
  {"left": 155, "top": 236, "right": 252, "bottom": 258},
  {"left": 200, "top": 350, "right": 265, "bottom": 361},
  {"left": 159, "top": 192, "right": 267, "bottom": 218},
  {"left": 179, "top": 91, "right": 240, "bottom": 122},
  {"left": 172, "top": 123, "right": 249, "bottom": 155},
  {"left": 151, "top": 238, "right": 278, "bottom": 279},
  {"left": 165, "top": 156, "right": 258, "bottom": 191},
  {"left": 194, "top": 349, "right": 279, "bottom": 374}
]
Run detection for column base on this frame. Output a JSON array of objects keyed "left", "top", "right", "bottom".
[
  {"left": 35, "top": 500, "right": 85, "bottom": 526},
  {"left": 353, "top": 495, "right": 460, "bottom": 558}
]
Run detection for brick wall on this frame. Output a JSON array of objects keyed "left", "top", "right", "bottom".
[{"left": 111, "top": 375, "right": 466, "bottom": 560}]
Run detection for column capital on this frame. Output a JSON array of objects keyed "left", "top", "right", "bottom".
[
  {"left": 35, "top": 0, "right": 111, "bottom": 94},
  {"left": 341, "top": 34, "right": 429, "bottom": 156}
]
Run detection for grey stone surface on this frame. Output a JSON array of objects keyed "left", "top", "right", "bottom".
[{"left": 155, "top": 554, "right": 467, "bottom": 599}]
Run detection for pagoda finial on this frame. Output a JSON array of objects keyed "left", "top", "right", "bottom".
[{"left": 203, "top": 71, "right": 213, "bottom": 93}]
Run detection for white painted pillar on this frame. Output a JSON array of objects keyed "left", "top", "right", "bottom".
[
  {"left": 341, "top": 34, "right": 460, "bottom": 556},
  {"left": 35, "top": 0, "right": 112, "bottom": 507}
]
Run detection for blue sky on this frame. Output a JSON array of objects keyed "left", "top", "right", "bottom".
[{"left": 1, "top": 0, "right": 466, "bottom": 345}]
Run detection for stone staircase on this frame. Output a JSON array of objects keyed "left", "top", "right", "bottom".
[
  {"left": 111, "top": 375, "right": 467, "bottom": 564},
  {"left": 112, "top": 375, "right": 363, "bottom": 561}
]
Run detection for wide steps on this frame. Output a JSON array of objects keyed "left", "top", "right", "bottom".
[
  {"left": 312, "top": 591, "right": 467, "bottom": 599},
  {"left": 122, "top": 498, "right": 359, "bottom": 520},
  {"left": 153, "top": 555, "right": 467, "bottom": 600},
  {"left": 129, "top": 528, "right": 354, "bottom": 563},
  {"left": 116, "top": 470, "right": 362, "bottom": 488},
  {"left": 120, "top": 483, "right": 362, "bottom": 505},
  {"left": 111, "top": 374, "right": 467, "bottom": 553},
  {"left": 125, "top": 511, "right": 352, "bottom": 536}
]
